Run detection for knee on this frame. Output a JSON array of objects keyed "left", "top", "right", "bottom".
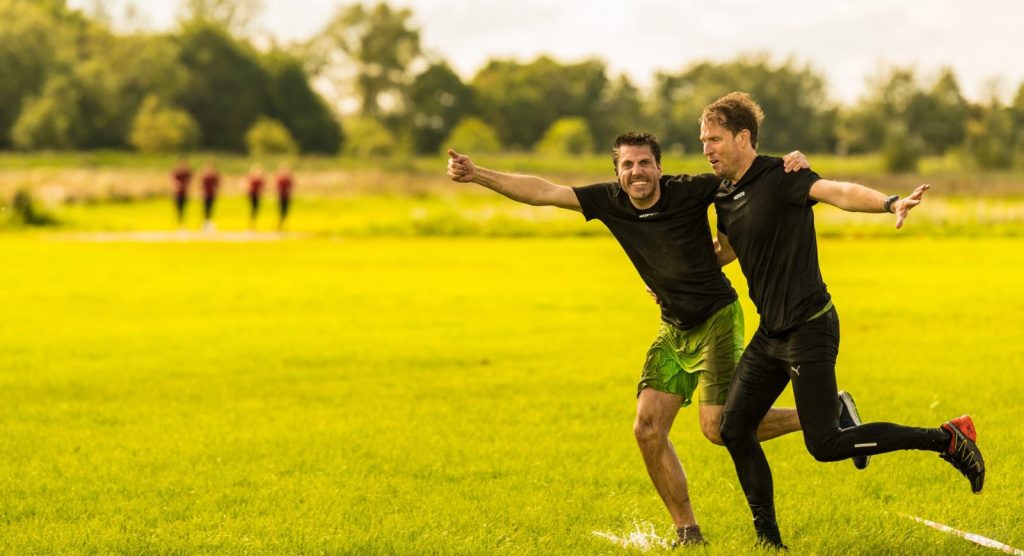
[
  {"left": 804, "top": 435, "right": 843, "bottom": 462},
  {"left": 633, "top": 418, "right": 665, "bottom": 448},
  {"left": 702, "top": 421, "right": 724, "bottom": 446},
  {"left": 718, "top": 413, "right": 746, "bottom": 448}
]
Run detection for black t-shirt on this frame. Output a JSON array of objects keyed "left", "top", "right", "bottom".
[
  {"left": 714, "top": 155, "right": 829, "bottom": 336},
  {"left": 573, "top": 174, "right": 737, "bottom": 330}
]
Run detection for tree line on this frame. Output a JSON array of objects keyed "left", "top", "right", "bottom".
[{"left": 3, "top": 0, "right": 1024, "bottom": 171}]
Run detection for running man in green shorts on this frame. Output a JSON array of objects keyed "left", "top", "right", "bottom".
[{"left": 447, "top": 132, "right": 862, "bottom": 546}]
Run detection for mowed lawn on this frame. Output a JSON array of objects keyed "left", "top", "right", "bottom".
[{"left": 1, "top": 234, "right": 1021, "bottom": 554}]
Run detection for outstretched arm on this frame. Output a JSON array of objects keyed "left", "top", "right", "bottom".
[
  {"left": 447, "top": 149, "right": 581, "bottom": 211},
  {"left": 809, "top": 180, "right": 930, "bottom": 229}
]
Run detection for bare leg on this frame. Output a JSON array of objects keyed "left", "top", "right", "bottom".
[
  {"left": 699, "top": 405, "right": 800, "bottom": 445},
  {"left": 634, "top": 388, "right": 695, "bottom": 528}
]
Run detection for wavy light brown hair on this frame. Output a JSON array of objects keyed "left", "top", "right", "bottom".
[{"left": 700, "top": 92, "right": 765, "bottom": 149}]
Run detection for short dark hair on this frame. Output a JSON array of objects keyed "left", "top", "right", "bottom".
[
  {"left": 700, "top": 92, "right": 764, "bottom": 149},
  {"left": 612, "top": 131, "right": 662, "bottom": 173}
]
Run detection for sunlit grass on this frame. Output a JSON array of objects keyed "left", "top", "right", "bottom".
[{"left": 0, "top": 234, "right": 1021, "bottom": 553}]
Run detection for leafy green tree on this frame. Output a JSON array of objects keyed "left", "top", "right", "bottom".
[
  {"left": 535, "top": 117, "right": 594, "bottom": 156},
  {"left": 178, "top": 0, "right": 264, "bottom": 37},
  {"left": 651, "top": 54, "right": 836, "bottom": 154},
  {"left": 10, "top": 75, "right": 84, "bottom": 150},
  {"left": 0, "top": 0, "right": 76, "bottom": 147},
  {"left": 590, "top": 75, "right": 647, "bottom": 149},
  {"left": 841, "top": 67, "right": 967, "bottom": 155},
  {"left": 176, "top": 22, "right": 269, "bottom": 151},
  {"left": 442, "top": 117, "right": 501, "bottom": 154},
  {"left": 262, "top": 50, "right": 342, "bottom": 153},
  {"left": 129, "top": 94, "right": 201, "bottom": 153},
  {"left": 308, "top": 2, "right": 421, "bottom": 119},
  {"left": 471, "top": 56, "right": 614, "bottom": 150},
  {"left": 407, "top": 62, "right": 473, "bottom": 154}
]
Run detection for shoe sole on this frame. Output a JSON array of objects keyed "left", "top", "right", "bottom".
[{"left": 838, "top": 391, "right": 871, "bottom": 470}]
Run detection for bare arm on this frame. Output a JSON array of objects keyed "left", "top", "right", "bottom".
[
  {"left": 447, "top": 149, "right": 581, "bottom": 211},
  {"left": 809, "top": 180, "right": 930, "bottom": 229},
  {"left": 716, "top": 231, "right": 737, "bottom": 267}
]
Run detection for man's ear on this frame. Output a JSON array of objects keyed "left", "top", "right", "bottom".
[{"left": 738, "top": 129, "right": 752, "bottom": 148}]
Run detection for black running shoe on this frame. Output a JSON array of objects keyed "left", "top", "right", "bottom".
[
  {"left": 670, "top": 524, "right": 707, "bottom": 548},
  {"left": 838, "top": 390, "right": 870, "bottom": 470},
  {"left": 940, "top": 415, "right": 985, "bottom": 494}
]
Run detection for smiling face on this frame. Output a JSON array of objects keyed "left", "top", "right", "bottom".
[{"left": 615, "top": 144, "right": 662, "bottom": 209}]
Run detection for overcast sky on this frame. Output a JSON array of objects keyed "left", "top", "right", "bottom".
[{"left": 69, "top": 0, "right": 1023, "bottom": 104}]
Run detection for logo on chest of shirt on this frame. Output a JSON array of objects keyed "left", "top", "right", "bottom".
[
  {"left": 638, "top": 212, "right": 661, "bottom": 219},
  {"left": 733, "top": 191, "right": 746, "bottom": 200}
]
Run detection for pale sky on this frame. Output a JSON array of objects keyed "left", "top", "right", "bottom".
[{"left": 70, "top": 0, "right": 1023, "bottom": 104}]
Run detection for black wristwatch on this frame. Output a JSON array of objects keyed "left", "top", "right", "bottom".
[{"left": 883, "top": 194, "right": 899, "bottom": 213}]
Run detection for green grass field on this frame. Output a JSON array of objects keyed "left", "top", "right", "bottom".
[{"left": 2, "top": 229, "right": 1022, "bottom": 554}]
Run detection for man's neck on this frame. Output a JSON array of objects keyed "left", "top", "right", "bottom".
[
  {"left": 727, "top": 151, "right": 758, "bottom": 184},
  {"left": 629, "top": 185, "right": 661, "bottom": 211}
]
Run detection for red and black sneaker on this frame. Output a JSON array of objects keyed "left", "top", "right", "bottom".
[{"left": 940, "top": 415, "right": 985, "bottom": 494}]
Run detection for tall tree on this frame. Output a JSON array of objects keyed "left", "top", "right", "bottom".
[
  {"left": 407, "top": 62, "right": 473, "bottom": 154},
  {"left": 842, "top": 66, "right": 968, "bottom": 155},
  {"left": 178, "top": 0, "right": 264, "bottom": 37},
  {"left": 176, "top": 22, "right": 269, "bottom": 150},
  {"left": 262, "top": 50, "right": 342, "bottom": 153},
  {"left": 0, "top": 0, "right": 79, "bottom": 147},
  {"left": 307, "top": 2, "right": 421, "bottom": 119},
  {"left": 471, "top": 56, "right": 614, "bottom": 151},
  {"left": 651, "top": 54, "right": 835, "bottom": 154}
]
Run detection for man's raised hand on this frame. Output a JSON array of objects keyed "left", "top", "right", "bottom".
[
  {"left": 447, "top": 149, "right": 476, "bottom": 183},
  {"left": 894, "top": 183, "right": 930, "bottom": 229}
]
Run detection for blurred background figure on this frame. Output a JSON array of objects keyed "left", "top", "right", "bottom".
[
  {"left": 170, "top": 158, "right": 192, "bottom": 226},
  {"left": 200, "top": 160, "right": 221, "bottom": 231},
  {"left": 275, "top": 164, "right": 294, "bottom": 230},
  {"left": 246, "top": 164, "right": 265, "bottom": 228}
]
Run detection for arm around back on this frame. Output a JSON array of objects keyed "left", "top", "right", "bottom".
[{"left": 447, "top": 149, "right": 581, "bottom": 212}]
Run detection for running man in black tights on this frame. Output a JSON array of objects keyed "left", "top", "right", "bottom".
[{"left": 700, "top": 92, "right": 985, "bottom": 549}]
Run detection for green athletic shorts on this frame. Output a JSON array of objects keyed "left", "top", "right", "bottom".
[{"left": 638, "top": 299, "right": 744, "bottom": 407}]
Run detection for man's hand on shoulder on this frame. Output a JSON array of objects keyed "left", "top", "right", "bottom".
[
  {"left": 447, "top": 149, "right": 476, "bottom": 183},
  {"left": 781, "top": 151, "right": 810, "bottom": 173}
]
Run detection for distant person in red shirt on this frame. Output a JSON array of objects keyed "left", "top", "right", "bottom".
[
  {"left": 170, "top": 158, "right": 192, "bottom": 226},
  {"left": 275, "top": 164, "right": 294, "bottom": 230},
  {"left": 246, "top": 164, "right": 265, "bottom": 228},
  {"left": 200, "top": 160, "right": 221, "bottom": 231}
]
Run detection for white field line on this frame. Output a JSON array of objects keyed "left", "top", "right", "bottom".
[
  {"left": 593, "top": 521, "right": 669, "bottom": 551},
  {"left": 904, "top": 514, "right": 1024, "bottom": 555}
]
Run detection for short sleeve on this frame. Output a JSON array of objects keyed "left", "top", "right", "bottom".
[
  {"left": 783, "top": 168, "right": 821, "bottom": 206},
  {"left": 572, "top": 182, "right": 616, "bottom": 221}
]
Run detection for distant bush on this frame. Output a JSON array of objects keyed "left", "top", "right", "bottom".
[
  {"left": 245, "top": 116, "right": 299, "bottom": 156},
  {"left": 442, "top": 117, "right": 501, "bottom": 154},
  {"left": 6, "top": 188, "right": 58, "bottom": 227},
  {"left": 881, "top": 124, "right": 922, "bottom": 173},
  {"left": 342, "top": 118, "right": 398, "bottom": 158},
  {"left": 128, "top": 95, "right": 201, "bottom": 153},
  {"left": 534, "top": 117, "right": 594, "bottom": 156}
]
